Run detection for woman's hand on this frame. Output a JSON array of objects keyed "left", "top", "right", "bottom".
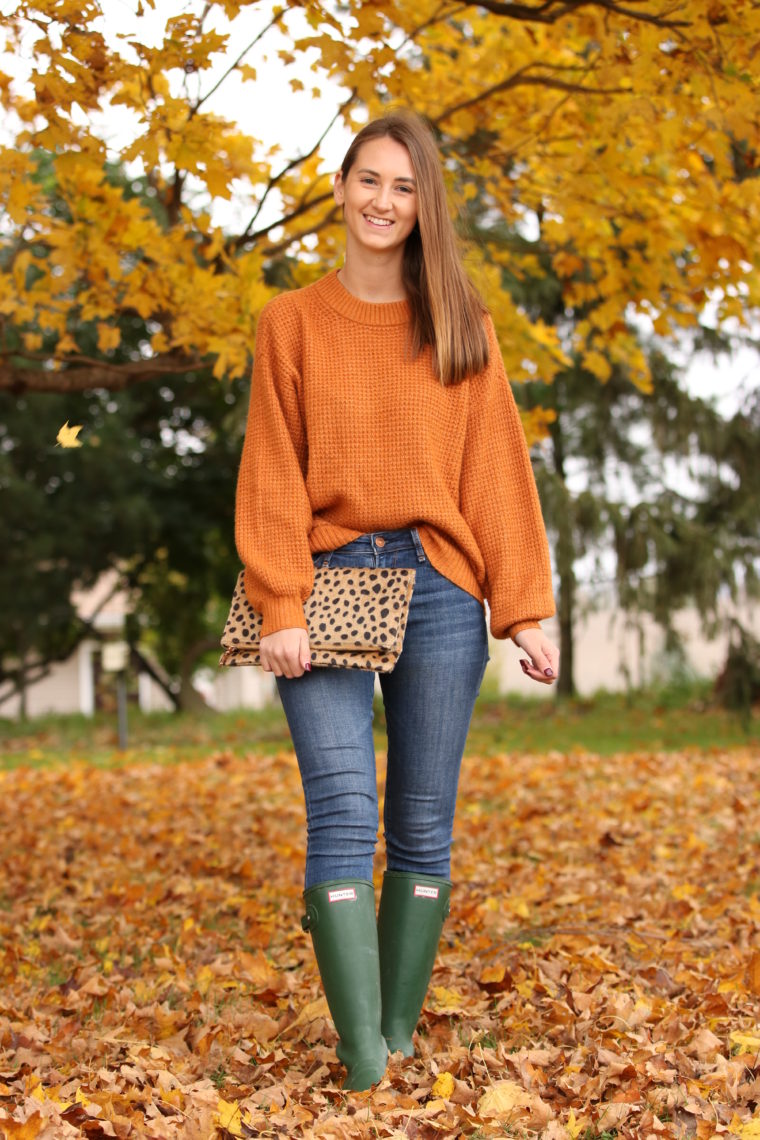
[
  {"left": 513, "top": 627, "right": 560, "bottom": 685},
  {"left": 259, "top": 628, "right": 312, "bottom": 678}
]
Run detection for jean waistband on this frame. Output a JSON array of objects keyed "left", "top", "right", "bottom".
[{"left": 330, "top": 527, "right": 426, "bottom": 562}]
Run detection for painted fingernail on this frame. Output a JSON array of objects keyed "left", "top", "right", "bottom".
[
  {"left": 544, "top": 668, "right": 554, "bottom": 677},
  {"left": 303, "top": 662, "right": 311, "bottom": 672},
  {"left": 520, "top": 659, "right": 530, "bottom": 671}
]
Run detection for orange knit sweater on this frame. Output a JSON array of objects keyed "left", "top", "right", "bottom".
[{"left": 235, "top": 270, "right": 555, "bottom": 641}]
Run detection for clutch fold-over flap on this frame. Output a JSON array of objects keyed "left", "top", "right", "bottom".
[{"left": 219, "top": 566, "right": 416, "bottom": 673}]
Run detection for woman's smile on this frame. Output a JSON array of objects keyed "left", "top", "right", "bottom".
[{"left": 364, "top": 214, "right": 394, "bottom": 228}]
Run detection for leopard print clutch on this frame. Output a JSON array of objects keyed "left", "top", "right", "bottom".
[{"left": 219, "top": 566, "right": 417, "bottom": 672}]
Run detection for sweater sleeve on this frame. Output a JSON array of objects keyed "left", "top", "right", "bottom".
[
  {"left": 234, "top": 298, "right": 314, "bottom": 638},
  {"left": 460, "top": 314, "right": 555, "bottom": 641}
]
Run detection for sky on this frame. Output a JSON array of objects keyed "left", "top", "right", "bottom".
[{"left": 1, "top": 0, "right": 755, "bottom": 414}]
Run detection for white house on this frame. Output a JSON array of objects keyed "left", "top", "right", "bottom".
[{"left": 3, "top": 570, "right": 754, "bottom": 719}]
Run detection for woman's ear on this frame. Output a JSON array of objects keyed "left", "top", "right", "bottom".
[{"left": 333, "top": 170, "right": 345, "bottom": 206}]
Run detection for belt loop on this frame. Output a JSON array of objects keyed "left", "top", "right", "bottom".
[{"left": 410, "top": 527, "right": 426, "bottom": 563}]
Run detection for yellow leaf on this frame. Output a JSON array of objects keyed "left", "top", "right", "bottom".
[
  {"left": 291, "top": 995, "right": 330, "bottom": 1027},
  {"left": 738, "top": 1120, "right": 760, "bottom": 1139},
  {"left": 583, "top": 349, "right": 613, "bottom": 382},
  {"left": 479, "top": 964, "right": 506, "bottom": 986},
  {"left": 731, "top": 1031, "right": 760, "bottom": 1054},
  {"left": 431, "top": 1071, "right": 455, "bottom": 1099},
  {"left": 0, "top": 1114, "right": 45, "bottom": 1138},
  {"left": 567, "top": 1107, "right": 585, "bottom": 1138},
  {"left": 195, "top": 964, "right": 214, "bottom": 996},
  {"left": 56, "top": 421, "right": 83, "bottom": 448},
  {"left": 97, "top": 324, "right": 121, "bottom": 352},
  {"left": 478, "top": 1079, "right": 531, "bottom": 1119},
  {"left": 215, "top": 1097, "right": 247, "bottom": 1136},
  {"left": 509, "top": 897, "right": 530, "bottom": 919},
  {"left": 427, "top": 985, "right": 465, "bottom": 1013}
]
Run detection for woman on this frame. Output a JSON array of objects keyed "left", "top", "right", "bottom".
[{"left": 235, "top": 110, "right": 558, "bottom": 1090}]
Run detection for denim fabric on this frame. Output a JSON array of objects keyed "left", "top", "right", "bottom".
[{"left": 275, "top": 528, "right": 490, "bottom": 888}]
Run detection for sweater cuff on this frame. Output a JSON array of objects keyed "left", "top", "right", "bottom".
[
  {"left": 260, "top": 595, "right": 308, "bottom": 639},
  {"left": 507, "top": 620, "right": 541, "bottom": 641}
]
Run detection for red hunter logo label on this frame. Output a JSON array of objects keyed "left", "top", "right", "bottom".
[{"left": 327, "top": 888, "right": 357, "bottom": 903}]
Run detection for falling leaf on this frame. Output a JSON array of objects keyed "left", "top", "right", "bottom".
[{"left": 56, "top": 421, "right": 83, "bottom": 448}]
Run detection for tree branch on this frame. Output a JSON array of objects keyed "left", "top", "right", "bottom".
[
  {"left": 190, "top": 8, "right": 286, "bottom": 117},
  {"left": 234, "top": 88, "right": 357, "bottom": 246},
  {"left": 436, "top": 64, "right": 629, "bottom": 123},
  {"left": 259, "top": 204, "right": 342, "bottom": 259},
  {"left": 468, "top": 0, "right": 689, "bottom": 27},
  {"left": 235, "top": 189, "right": 337, "bottom": 250},
  {"left": 130, "top": 644, "right": 180, "bottom": 710},
  {"left": 0, "top": 353, "right": 204, "bottom": 394}
]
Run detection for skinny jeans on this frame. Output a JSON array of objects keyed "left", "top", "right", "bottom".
[{"left": 275, "top": 528, "right": 489, "bottom": 889}]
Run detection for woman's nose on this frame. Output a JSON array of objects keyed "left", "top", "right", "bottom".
[{"left": 372, "top": 184, "right": 393, "bottom": 211}]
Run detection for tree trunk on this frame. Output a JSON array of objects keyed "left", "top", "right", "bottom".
[
  {"left": 177, "top": 636, "right": 221, "bottom": 712},
  {"left": 555, "top": 514, "right": 576, "bottom": 699},
  {"left": 549, "top": 409, "right": 576, "bottom": 698},
  {"left": 17, "top": 630, "right": 28, "bottom": 721}
]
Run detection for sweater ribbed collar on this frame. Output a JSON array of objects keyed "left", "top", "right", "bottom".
[{"left": 315, "top": 269, "right": 410, "bottom": 326}]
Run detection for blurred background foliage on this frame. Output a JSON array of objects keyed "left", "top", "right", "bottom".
[{"left": 2, "top": 1, "right": 759, "bottom": 713}]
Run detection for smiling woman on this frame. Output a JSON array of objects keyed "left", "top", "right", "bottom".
[
  {"left": 332, "top": 114, "right": 491, "bottom": 384},
  {"left": 333, "top": 137, "right": 420, "bottom": 279},
  {"left": 233, "top": 108, "right": 558, "bottom": 1091}
]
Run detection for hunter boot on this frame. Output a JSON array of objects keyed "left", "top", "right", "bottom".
[
  {"left": 377, "top": 870, "right": 452, "bottom": 1057},
  {"left": 301, "top": 879, "right": 388, "bottom": 1090}
]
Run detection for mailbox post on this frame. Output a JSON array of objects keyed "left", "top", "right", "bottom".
[{"left": 102, "top": 640, "right": 130, "bottom": 750}]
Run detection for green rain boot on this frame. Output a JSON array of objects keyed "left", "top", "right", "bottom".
[
  {"left": 377, "top": 871, "right": 452, "bottom": 1057},
  {"left": 301, "top": 879, "right": 388, "bottom": 1090}
]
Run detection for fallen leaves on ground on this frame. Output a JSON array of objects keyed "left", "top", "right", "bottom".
[{"left": 1, "top": 744, "right": 760, "bottom": 1137}]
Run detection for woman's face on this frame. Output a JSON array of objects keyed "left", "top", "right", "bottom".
[{"left": 334, "top": 136, "right": 418, "bottom": 255}]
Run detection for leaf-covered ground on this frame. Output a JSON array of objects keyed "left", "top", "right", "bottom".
[{"left": 2, "top": 744, "right": 760, "bottom": 1138}]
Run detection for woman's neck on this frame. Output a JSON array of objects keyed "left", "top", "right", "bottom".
[{"left": 338, "top": 247, "right": 407, "bottom": 303}]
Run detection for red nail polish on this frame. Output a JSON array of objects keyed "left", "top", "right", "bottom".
[
  {"left": 544, "top": 668, "right": 554, "bottom": 677},
  {"left": 304, "top": 662, "right": 312, "bottom": 672}
]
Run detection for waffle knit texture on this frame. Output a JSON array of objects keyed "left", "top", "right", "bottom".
[{"left": 235, "top": 270, "right": 555, "bottom": 641}]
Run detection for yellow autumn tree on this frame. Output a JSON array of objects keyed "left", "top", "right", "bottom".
[
  {"left": 1, "top": 0, "right": 758, "bottom": 403},
  {"left": 0, "top": 1, "right": 349, "bottom": 391},
  {"left": 299, "top": 0, "right": 760, "bottom": 391}
]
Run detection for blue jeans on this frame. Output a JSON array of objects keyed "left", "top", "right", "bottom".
[{"left": 276, "top": 528, "right": 490, "bottom": 889}]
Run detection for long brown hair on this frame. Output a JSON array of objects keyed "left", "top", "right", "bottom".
[{"left": 339, "top": 111, "right": 489, "bottom": 385}]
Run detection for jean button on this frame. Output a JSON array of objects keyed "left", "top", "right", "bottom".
[{"left": 374, "top": 536, "right": 386, "bottom": 547}]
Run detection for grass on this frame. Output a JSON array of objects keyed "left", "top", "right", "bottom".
[{"left": 0, "top": 676, "right": 756, "bottom": 771}]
